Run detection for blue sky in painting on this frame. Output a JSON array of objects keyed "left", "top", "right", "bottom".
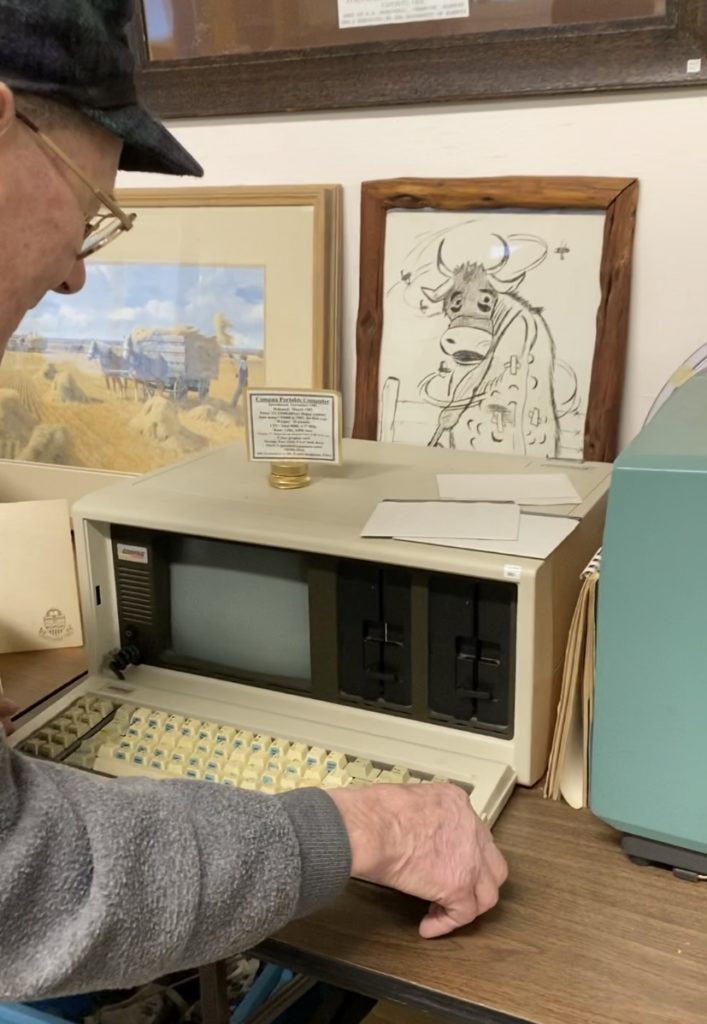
[
  {"left": 143, "top": 0, "right": 172, "bottom": 43},
  {"left": 18, "top": 262, "right": 265, "bottom": 350}
]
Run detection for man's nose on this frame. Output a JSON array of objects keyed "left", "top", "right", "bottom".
[{"left": 53, "top": 260, "right": 86, "bottom": 295}]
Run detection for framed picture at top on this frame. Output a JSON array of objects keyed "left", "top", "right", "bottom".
[{"left": 133, "top": 1, "right": 707, "bottom": 118}]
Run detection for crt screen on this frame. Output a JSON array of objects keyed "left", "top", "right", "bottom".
[{"left": 169, "top": 536, "right": 311, "bottom": 686}]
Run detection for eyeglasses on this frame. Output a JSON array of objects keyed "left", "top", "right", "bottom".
[{"left": 16, "top": 110, "right": 136, "bottom": 258}]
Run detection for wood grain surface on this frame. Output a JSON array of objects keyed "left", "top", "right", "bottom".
[
  {"left": 259, "top": 786, "right": 707, "bottom": 1024},
  {"left": 0, "top": 647, "right": 87, "bottom": 714}
]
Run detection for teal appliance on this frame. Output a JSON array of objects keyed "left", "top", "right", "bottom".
[{"left": 590, "top": 376, "right": 707, "bottom": 878}]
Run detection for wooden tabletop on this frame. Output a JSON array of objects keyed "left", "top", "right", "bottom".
[
  {"left": 0, "top": 647, "right": 88, "bottom": 714},
  {"left": 259, "top": 787, "right": 707, "bottom": 1024}
]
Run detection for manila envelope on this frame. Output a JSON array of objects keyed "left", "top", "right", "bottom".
[{"left": 0, "top": 499, "right": 83, "bottom": 653}]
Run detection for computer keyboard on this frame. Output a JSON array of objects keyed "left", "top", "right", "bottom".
[{"left": 17, "top": 693, "right": 470, "bottom": 796}]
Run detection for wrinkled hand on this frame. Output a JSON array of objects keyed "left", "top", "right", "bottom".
[
  {"left": 329, "top": 782, "right": 508, "bottom": 939},
  {"left": 0, "top": 696, "right": 19, "bottom": 736}
]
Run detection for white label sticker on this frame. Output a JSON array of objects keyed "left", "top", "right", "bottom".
[
  {"left": 338, "top": 0, "right": 469, "bottom": 29},
  {"left": 686, "top": 58, "right": 702, "bottom": 74},
  {"left": 503, "top": 564, "right": 522, "bottom": 580},
  {"left": 117, "top": 543, "right": 149, "bottom": 564}
]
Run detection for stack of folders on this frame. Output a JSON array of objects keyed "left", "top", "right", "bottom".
[{"left": 544, "top": 548, "right": 602, "bottom": 808}]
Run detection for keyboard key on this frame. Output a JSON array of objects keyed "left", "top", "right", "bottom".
[
  {"left": 349, "top": 758, "right": 376, "bottom": 780},
  {"left": 180, "top": 718, "right": 200, "bottom": 739},
  {"left": 250, "top": 734, "right": 270, "bottom": 754},
  {"left": 163, "top": 714, "right": 184, "bottom": 734},
  {"left": 269, "top": 738, "right": 290, "bottom": 759},
  {"left": 147, "top": 711, "right": 167, "bottom": 731},
  {"left": 233, "top": 730, "right": 254, "bottom": 751}
]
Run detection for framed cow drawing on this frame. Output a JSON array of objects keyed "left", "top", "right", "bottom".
[{"left": 352, "top": 177, "right": 638, "bottom": 463}]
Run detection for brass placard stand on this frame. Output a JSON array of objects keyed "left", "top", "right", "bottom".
[
  {"left": 246, "top": 387, "right": 343, "bottom": 487},
  {"left": 269, "top": 461, "right": 311, "bottom": 490}
]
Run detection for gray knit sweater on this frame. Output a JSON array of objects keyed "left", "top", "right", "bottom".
[{"left": 0, "top": 735, "right": 351, "bottom": 1000}]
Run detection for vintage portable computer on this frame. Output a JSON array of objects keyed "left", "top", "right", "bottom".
[{"left": 10, "top": 440, "right": 610, "bottom": 825}]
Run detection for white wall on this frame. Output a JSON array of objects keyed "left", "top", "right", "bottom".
[{"left": 118, "top": 87, "right": 707, "bottom": 449}]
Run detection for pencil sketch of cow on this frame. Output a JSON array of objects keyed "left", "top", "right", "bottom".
[{"left": 416, "top": 240, "right": 577, "bottom": 456}]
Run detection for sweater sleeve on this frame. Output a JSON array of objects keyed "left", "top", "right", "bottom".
[{"left": 0, "top": 737, "right": 351, "bottom": 1001}]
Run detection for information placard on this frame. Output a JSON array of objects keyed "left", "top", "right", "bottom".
[{"left": 246, "top": 388, "right": 342, "bottom": 463}]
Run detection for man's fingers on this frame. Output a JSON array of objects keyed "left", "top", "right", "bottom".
[
  {"left": 474, "top": 872, "right": 501, "bottom": 916},
  {"left": 485, "top": 843, "right": 509, "bottom": 888},
  {"left": 419, "top": 896, "right": 478, "bottom": 939}
]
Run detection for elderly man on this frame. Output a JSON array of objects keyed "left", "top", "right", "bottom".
[{"left": 0, "top": 0, "right": 507, "bottom": 1001}]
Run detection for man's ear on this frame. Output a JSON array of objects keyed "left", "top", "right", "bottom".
[{"left": 0, "top": 83, "right": 16, "bottom": 139}]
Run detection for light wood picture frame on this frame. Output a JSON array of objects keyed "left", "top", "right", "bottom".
[
  {"left": 0, "top": 185, "right": 342, "bottom": 503},
  {"left": 352, "top": 177, "right": 638, "bottom": 463}
]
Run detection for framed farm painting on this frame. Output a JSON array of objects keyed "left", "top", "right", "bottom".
[
  {"left": 0, "top": 185, "right": 342, "bottom": 502},
  {"left": 352, "top": 177, "right": 638, "bottom": 463}
]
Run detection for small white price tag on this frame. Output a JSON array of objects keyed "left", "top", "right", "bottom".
[
  {"left": 686, "top": 58, "right": 702, "bottom": 74},
  {"left": 246, "top": 388, "right": 342, "bottom": 463}
]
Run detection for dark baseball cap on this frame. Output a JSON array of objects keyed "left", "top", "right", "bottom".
[{"left": 0, "top": 0, "right": 203, "bottom": 177}]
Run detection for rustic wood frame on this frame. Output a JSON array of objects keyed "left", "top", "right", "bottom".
[
  {"left": 131, "top": 1, "right": 707, "bottom": 118},
  {"left": 352, "top": 176, "right": 638, "bottom": 463}
]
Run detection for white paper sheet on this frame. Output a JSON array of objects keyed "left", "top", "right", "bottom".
[
  {"left": 0, "top": 499, "right": 83, "bottom": 654},
  {"left": 437, "top": 473, "right": 581, "bottom": 506},
  {"left": 338, "top": 0, "right": 469, "bottom": 29},
  {"left": 361, "top": 500, "right": 520, "bottom": 540},
  {"left": 402, "top": 513, "right": 578, "bottom": 559}
]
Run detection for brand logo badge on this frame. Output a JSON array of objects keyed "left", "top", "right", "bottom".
[{"left": 39, "top": 607, "right": 74, "bottom": 642}]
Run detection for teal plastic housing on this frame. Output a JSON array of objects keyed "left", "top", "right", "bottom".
[{"left": 590, "top": 376, "right": 707, "bottom": 853}]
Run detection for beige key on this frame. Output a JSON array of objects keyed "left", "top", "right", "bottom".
[
  {"left": 233, "top": 730, "right": 254, "bottom": 751},
  {"left": 149, "top": 756, "right": 168, "bottom": 772},
  {"left": 223, "top": 765, "right": 242, "bottom": 783},
  {"left": 180, "top": 718, "right": 201, "bottom": 739},
  {"left": 322, "top": 772, "right": 352, "bottom": 789},
  {"left": 288, "top": 742, "right": 308, "bottom": 763},
  {"left": 163, "top": 714, "right": 184, "bottom": 735},
  {"left": 250, "top": 733, "right": 271, "bottom": 755},
  {"left": 348, "top": 758, "right": 376, "bottom": 780},
  {"left": 304, "top": 764, "right": 327, "bottom": 783},
  {"left": 184, "top": 765, "right": 204, "bottom": 780},
  {"left": 325, "top": 751, "right": 348, "bottom": 774},
  {"left": 240, "top": 778, "right": 259, "bottom": 790},
  {"left": 269, "top": 738, "right": 290, "bottom": 759},
  {"left": 194, "top": 738, "right": 213, "bottom": 757},
  {"left": 203, "top": 768, "right": 221, "bottom": 783},
  {"left": 197, "top": 722, "right": 218, "bottom": 742},
  {"left": 210, "top": 745, "right": 229, "bottom": 762},
  {"left": 167, "top": 762, "right": 185, "bottom": 777},
  {"left": 284, "top": 761, "right": 305, "bottom": 779},
  {"left": 259, "top": 769, "right": 282, "bottom": 792},
  {"left": 241, "top": 762, "right": 262, "bottom": 783},
  {"left": 389, "top": 765, "right": 411, "bottom": 783},
  {"left": 279, "top": 776, "right": 298, "bottom": 791},
  {"left": 305, "top": 746, "right": 327, "bottom": 769},
  {"left": 147, "top": 711, "right": 167, "bottom": 731},
  {"left": 97, "top": 742, "right": 117, "bottom": 760},
  {"left": 228, "top": 747, "right": 249, "bottom": 766},
  {"left": 130, "top": 706, "right": 152, "bottom": 727},
  {"left": 215, "top": 726, "right": 236, "bottom": 746}
]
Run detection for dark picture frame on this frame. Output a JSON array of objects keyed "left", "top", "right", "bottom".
[
  {"left": 132, "top": 1, "right": 706, "bottom": 118},
  {"left": 352, "top": 177, "right": 639, "bottom": 463}
]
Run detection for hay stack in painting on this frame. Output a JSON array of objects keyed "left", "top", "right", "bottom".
[{"left": 0, "top": 262, "right": 264, "bottom": 474}]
